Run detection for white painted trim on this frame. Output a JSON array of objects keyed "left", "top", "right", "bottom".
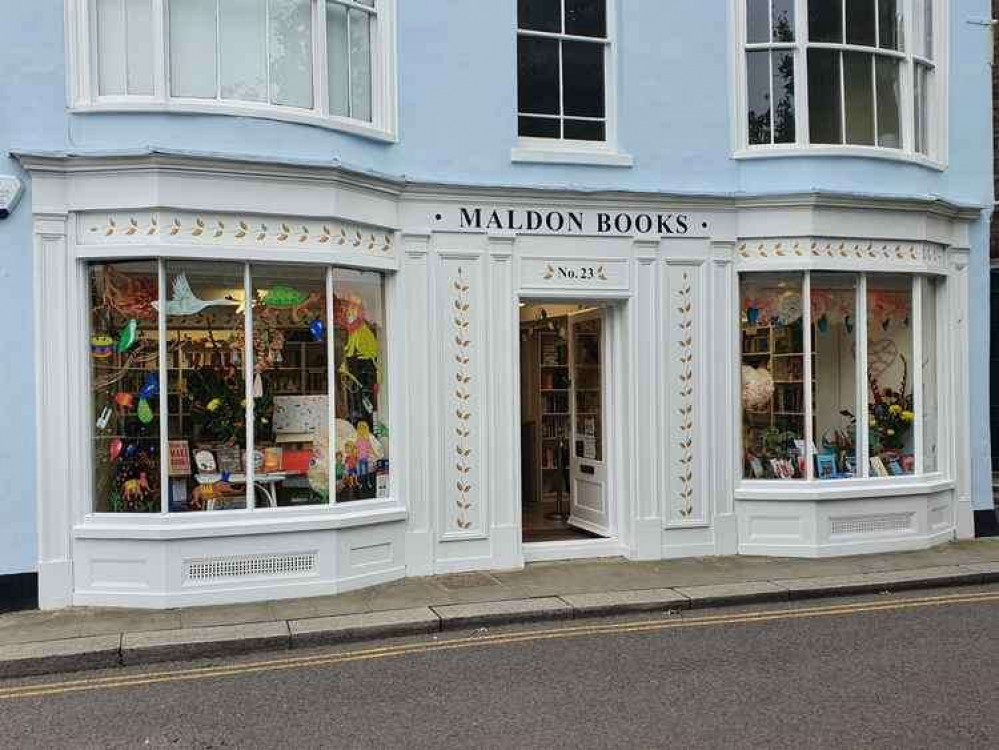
[
  {"left": 732, "top": 146, "right": 945, "bottom": 171},
  {"left": 510, "top": 145, "right": 634, "bottom": 167},
  {"left": 522, "top": 538, "right": 627, "bottom": 563},
  {"left": 735, "top": 475, "right": 953, "bottom": 501},
  {"left": 738, "top": 527, "right": 954, "bottom": 558}
]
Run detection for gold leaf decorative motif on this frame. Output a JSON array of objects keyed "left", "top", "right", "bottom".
[
  {"left": 675, "top": 272, "right": 695, "bottom": 519},
  {"left": 451, "top": 266, "right": 474, "bottom": 531},
  {"left": 543, "top": 264, "right": 555, "bottom": 280}
]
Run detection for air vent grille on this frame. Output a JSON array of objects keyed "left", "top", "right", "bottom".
[
  {"left": 185, "top": 552, "right": 317, "bottom": 584},
  {"left": 829, "top": 514, "right": 912, "bottom": 537}
]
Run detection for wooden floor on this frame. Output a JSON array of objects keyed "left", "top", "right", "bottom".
[{"left": 522, "top": 496, "right": 603, "bottom": 543}]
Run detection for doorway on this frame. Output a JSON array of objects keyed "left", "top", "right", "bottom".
[{"left": 519, "top": 301, "right": 612, "bottom": 543}]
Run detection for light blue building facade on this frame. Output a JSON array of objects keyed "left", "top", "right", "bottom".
[{"left": 0, "top": 1, "right": 993, "bottom": 609}]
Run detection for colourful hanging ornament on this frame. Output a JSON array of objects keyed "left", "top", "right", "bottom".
[
  {"left": 90, "top": 334, "right": 114, "bottom": 359},
  {"left": 138, "top": 372, "right": 159, "bottom": 400},
  {"left": 309, "top": 318, "right": 325, "bottom": 342},
  {"left": 137, "top": 398, "right": 154, "bottom": 424},
  {"left": 116, "top": 319, "right": 138, "bottom": 353},
  {"left": 747, "top": 306, "right": 759, "bottom": 325},
  {"left": 109, "top": 437, "right": 123, "bottom": 462},
  {"left": 335, "top": 295, "right": 379, "bottom": 364}
]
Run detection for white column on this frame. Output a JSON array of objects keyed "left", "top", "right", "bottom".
[
  {"left": 710, "top": 243, "right": 739, "bottom": 554},
  {"left": 399, "top": 232, "right": 434, "bottom": 575},
  {"left": 34, "top": 213, "right": 75, "bottom": 608},
  {"left": 948, "top": 247, "right": 974, "bottom": 539}
]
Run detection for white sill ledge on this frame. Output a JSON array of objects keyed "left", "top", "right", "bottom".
[
  {"left": 74, "top": 498, "right": 407, "bottom": 540},
  {"left": 511, "top": 145, "right": 634, "bottom": 167},
  {"left": 733, "top": 145, "right": 945, "bottom": 171},
  {"left": 735, "top": 474, "right": 953, "bottom": 502},
  {"left": 70, "top": 100, "right": 397, "bottom": 143}
]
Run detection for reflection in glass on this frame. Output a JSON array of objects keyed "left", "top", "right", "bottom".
[
  {"left": 517, "top": 36, "right": 560, "bottom": 116},
  {"left": 867, "top": 275, "right": 914, "bottom": 477},
  {"left": 878, "top": 0, "right": 902, "bottom": 50},
  {"left": 809, "top": 0, "right": 842, "bottom": 43},
  {"left": 334, "top": 270, "right": 389, "bottom": 501},
  {"left": 518, "top": 0, "right": 560, "bottom": 32},
  {"left": 169, "top": 0, "right": 218, "bottom": 98},
  {"left": 252, "top": 265, "right": 330, "bottom": 507},
  {"left": 90, "top": 262, "right": 162, "bottom": 513},
  {"left": 164, "top": 262, "right": 246, "bottom": 512},
  {"left": 808, "top": 49, "right": 842, "bottom": 144},
  {"left": 562, "top": 41, "right": 605, "bottom": 118},
  {"left": 269, "top": 0, "right": 313, "bottom": 108},
  {"left": 348, "top": 6, "right": 373, "bottom": 122},
  {"left": 772, "top": 50, "right": 795, "bottom": 144},
  {"left": 812, "top": 274, "right": 858, "bottom": 479},
  {"left": 220, "top": 0, "right": 267, "bottom": 102},
  {"left": 772, "top": 0, "right": 795, "bottom": 42},
  {"left": 746, "top": 0, "right": 769, "bottom": 43},
  {"left": 326, "top": 1, "right": 350, "bottom": 117},
  {"left": 747, "top": 50, "right": 772, "bottom": 145},
  {"left": 565, "top": 0, "right": 606, "bottom": 38},
  {"left": 845, "top": 0, "right": 876, "bottom": 47},
  {"left": 876, "top": 58, "right": 901, "bottom": 148},
  {"left": 844, "top": 52, "right": 874, "bottom": 145},
  {"left": 741, "top": 273, "right": 806, "bottom": 479}
]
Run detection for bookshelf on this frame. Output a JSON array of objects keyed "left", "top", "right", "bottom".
[{"left": 536, "top": 322, "right": 570, "bottom": 503}]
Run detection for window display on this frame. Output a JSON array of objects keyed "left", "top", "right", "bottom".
[
  {"left": 741, "top": 270, "right": 937, "bottom": 482},
  {"left": 89, "top": 260, "right": 389, "bottom": 512},
  {"left": 740, "top": 273, "right": 806, "bottom": 479}
]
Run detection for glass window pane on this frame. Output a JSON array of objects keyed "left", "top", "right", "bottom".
[
  {"left": 164, "top": 262, "right": 247, "bottom": 512},
  {"left": 913, "top": 0, "right": 933, "bottom": 59},
  {"left": 747, "top": 50, "right": 772, "bottom": 145},
  {"left": 97, "top": 0, "right": 127, "bottom": 96},
  {"left": 519, "top": 116, "right": 560, "bottom": 138},
  {"left": 169, "top": 0, "right": 218, "bottom": 99},
  {"left": 564, "top": 119, "right": 605, "bottom": 141},
  {"left": 845, "top": 0, "right": 875, "bottom": 46},
  {"left": 747, "top": 0, "right": 769, "bottom": 43},
  {"left": 518, "top": 36, "right": 560, "bottom": 115},
  {"left": 573, "top": 316, "right": 602, "bottom": 461},
  {"left": 741, "top": 273, "right": 806, "bottom": 480},
  {"left": 807, "top": 49, "right": 841, "bottom": 144},
  {"left": 772, "top": 0, "right": 795, "bottom": 42},
  {"left": 812, "top": 274, "right": 858, "bottom": 479},
  {"left": 921, "top": 277, "right": 939, "bottom": 473},
  {"left": 875, "top": 57, "right": 901, "bottom": 148},
  {"left": 772, "top": 50, "right": 795, "bottom": 144},
  {"left": 878, "top": 0, "right": 902, "bottom": 50},
  {"left": 125, "top": 0, "right": 154, "bottom": 95},
  {"left": 220, "top": 0, "right": 267, "bottom": 102},
  {"left": 518, "top": 0, "right": 560, "bottom": 32},
  {"left": 334, "top": 270, "right": 389, "bottom": 501},
  {"left": 90, "top": 262, "right": 162, "bottom": 513},
  {"left": 562, "top": 41, "right": 604, "bottom": 118},
  {"left": 326, "top": 1, "right": 349, "bottom": 117},
  {"left": 251, "top": 265, "right": 330, "bottom": 507},
  {"left": 565, "top": 0, "right": 606, "bottom": 38},
  {"left": 843, "top": 51, "right": 874, "bottom": 145},
  {"left": 348, "top": 8, "right": 373, "bottom": 122},
  {"left": 866, "top": 275, "right": 914, "bottom": 477},
  {"left": 269, "top": 0, "right": 313, "bottom": 108},
  {"left": 809, "top": 0, "right": 842, "bottom": 43}
]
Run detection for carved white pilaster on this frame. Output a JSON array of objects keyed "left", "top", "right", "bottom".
[{"left": 947, "top": 246, "right": 974, "bottom": 539}]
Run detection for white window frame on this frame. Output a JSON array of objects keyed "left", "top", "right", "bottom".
[
  {"left": 738, "top": 270, "right": 944, "bottom": 486},
  {"left": 511, "top": 0, "right": 632, "bottom": 167},
  {"left": 732, "top": 0, "right": 948, "bottom": 168},
  {"left": 66, "top": 0, "right": 398, "bottom": 142}
]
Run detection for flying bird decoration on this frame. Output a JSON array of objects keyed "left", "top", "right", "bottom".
[{"left": 153, "top": 273, "right": 240, "bottom": 316}]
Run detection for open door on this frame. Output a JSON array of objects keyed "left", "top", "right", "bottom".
[{"left": 568, "top": 308, "right": 611, "bottom": 536}]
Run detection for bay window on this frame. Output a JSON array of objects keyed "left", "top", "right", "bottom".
[
  {"left": 740, "top": 0, "right": 940, "bottom": 159},
  {"left": 75, "top": 0, "right": 396, "bottom": 138},
  {"left": 740, "top": 271, "right": 940, "bottom": 481},
  {"left": 89, "top": 260, "right": 390, "bottom": 513}
]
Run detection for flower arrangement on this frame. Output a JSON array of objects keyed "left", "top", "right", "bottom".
[{"left": 868, "top": 354, "right": 914, "bottom": 452}]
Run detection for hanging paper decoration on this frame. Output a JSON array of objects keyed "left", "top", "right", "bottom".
[
  {"left": 137, "top": 398, "right": 154, "bottom": 424},
  {"left": 776, "top": 292, "right": 803, "bottom": 325},
  {"left": 746, "top": 306, "right": 759, "bottom": 325},
  {"left": 109, "top": 437, "right": 123, "bottom": 462},
  {"left": 741, "top": 365, "right": 774, "bottom": 411},
  {"left": 100, "top": 267, "right": 158, "bottom": 321},
  {"left": 115, "top": 391, "right": 135, "bottom": 411},
  {"left": 96, "top": 405, "right": 112, "bottom": 431},
  {"left": 309, "top": 319, "right": 325, "bottom": 342},
  {"left": 116, "top": 319, "right": 138, "bottom": 353},
  {"left": 257, "top": 285, "right": 323, "bottom": 323},
  {"left": 138, "top": 372, "right": 159, "bottom": 401},
  {"left": 124, "top": 443, "right": 137, "bottom": 458},
  {"left": 335, "top": 295, "right": 379, "bottom": 364},
  {"left": 253, "top": 372, "right": 263, "bottom": 399},
  {"left": 91, "top": 335, "right": 114, "bottom": 359},
  {"left": 152, "top": 273, "right": 240, "bottom": 316}
]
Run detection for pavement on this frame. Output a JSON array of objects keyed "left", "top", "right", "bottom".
[
  {"left": 2, "top": 585, "right": 998, "bottom": 748},
  {"left": 2, "top": 538, "right": 999, "bottom": 679}
]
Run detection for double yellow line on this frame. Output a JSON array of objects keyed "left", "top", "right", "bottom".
[{"left": 3, "top": 588, "right": 998, "bottom": 701}]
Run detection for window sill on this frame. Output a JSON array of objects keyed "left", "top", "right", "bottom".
[
  {"left": 73, "top": 498, "right": 407, "bottom": 540},
  {"left": 511, "top": 143, "right": 634, "bottom": 167},
  {"left": 733, "top": 145, "right": 945, "bottom": 172},
  {"left": 70, "top": 99, "right": 397, "bottom": 144},
  {"left": 735, "top": 474, "right": 953, "bottom": 502}
]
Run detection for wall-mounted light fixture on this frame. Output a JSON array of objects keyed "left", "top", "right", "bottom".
[{"left": 0, "top": 176, "right": 24, "bottom": 219}]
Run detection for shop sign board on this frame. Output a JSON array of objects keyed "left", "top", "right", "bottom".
[{"left": 431, "top": 206, "right": 710, "bottom": 238}]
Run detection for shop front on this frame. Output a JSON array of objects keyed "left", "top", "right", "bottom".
[{"left": 19, "top": 152, "right": 979, "bottom": 609}]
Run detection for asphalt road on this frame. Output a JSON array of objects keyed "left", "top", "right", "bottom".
[{"left": 2, "top": 586, "right": 999, "bottom": 749}]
